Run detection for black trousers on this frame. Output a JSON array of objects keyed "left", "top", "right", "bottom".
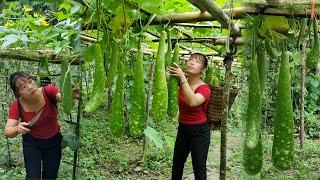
[
  {"left": 171, "top": 121, "right": 211, "bottom": 180},
  {"left": 22, "top": 132, "right": 62, "bottom": 180}
]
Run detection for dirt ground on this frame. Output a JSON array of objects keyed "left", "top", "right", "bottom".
[{"left": 182, "top": 132, "right": 241, "bottom": 180}]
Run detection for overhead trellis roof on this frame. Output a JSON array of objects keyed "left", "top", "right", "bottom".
[{"left": 1, "top": 0, "right": 320, "bottom": 63}]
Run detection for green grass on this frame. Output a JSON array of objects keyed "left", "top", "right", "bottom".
[
  {"left": 225, "top": 133, "right": 320, "bottom": 180},
  {"left": 1, "top": 106, "right": 320, "bottom": 179}
]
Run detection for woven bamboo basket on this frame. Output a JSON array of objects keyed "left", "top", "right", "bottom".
[{"left": 207, "top": 85, "right": 240, "bottom": 130}]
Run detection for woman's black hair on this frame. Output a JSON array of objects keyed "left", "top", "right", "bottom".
[
  {"left": 9, "top": 71, "right": 31, "bottom": 98},
  {"left": 190, "top": 53, "right": 208, "bottom": 68}
]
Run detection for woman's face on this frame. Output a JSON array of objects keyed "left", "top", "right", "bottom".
[
  {"left": 185, "top": 55, "right": 205, "bottom": 75},
  {"left": 15, "top": 77, "right": 38, "bottom": 97}
]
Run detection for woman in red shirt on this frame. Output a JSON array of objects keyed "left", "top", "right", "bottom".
[
  {"left": 169, "top": 53, "right": 211, "bottom": 180},
  {"left": 4, "top": 71, "right": 78, "bottom": 179}
]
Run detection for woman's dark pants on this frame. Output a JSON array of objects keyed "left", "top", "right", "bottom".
[
  {"left": 22, "top": 132, "right": 62, "bottom": 180},
  {"left": 172, "top": 121, "right": 211, "bottom": 180}
]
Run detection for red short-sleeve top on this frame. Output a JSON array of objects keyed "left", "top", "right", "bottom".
[
  {"left": 8, "top": 85, "right": 60, "bottom": 139},
  {"left": 178, "top": 84, "right": 211, "bottom": 125}
]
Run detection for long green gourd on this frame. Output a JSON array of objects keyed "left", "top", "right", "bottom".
[
  {"left": 306, "top": 19, "right": 320, "bottom": 70},
  {"left": 272, "top": 50, "right": 294, "bottom": 170},
  {"left": 106, "top": 38, "right": 119, "bottom": 88},
  {"left": 110, "top": 61, "right": 125, "bottom": 137},
  {"left": 165, "top": 29, "right": 172, "bottom": 67},
  {"left": 243, "top": 32, "right": 263, "bottom": 175},
  {"left": 265, "top": 39, "right": 278, "bottom": 60},
  {"left": 243, "top": 135, "right": 262, "bottom": 175},
  {"left": 60, "top": 56, "right": 69, "bottom": 87},
  {"left": 257, "top": 41, "right": 268, "bottom": 93},
  {"left": 296, "top": 18, "right": 307, "bottom": 48},
  {"left": 84, "top": 43, "right": 106, "bottom": 112},
  {"left": 62, "top": 67, "right": 72, "bottom": 115},
  {"left": 245, "top": 44, "right": 261, "bottom": 149},
  {"left": 167, "top": 43, "right": 180, "bottom": 119},
  {"left": 129, "top": 43, "right": 146, "bottom": 137},
  {"left": 204, "top": 64, "right": 214, "bottom": 85},
  {"left": 151, "top": 31, "right": 168, "bottom": 122}
]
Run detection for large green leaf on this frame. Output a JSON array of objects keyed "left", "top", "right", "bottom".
[
  {"left": 83, "top": 44, "right": 97, "bottom": 62},
  {"left": 260, "top": 16, "right": 289, "bottom": 34},
  {"left": 144, "top": 126, "right": 163, "bottom": 149},
  {"left": 108, "top": 5, "right": 134, "bottom": 33},
  {"left": 1, "top": 34, "right": 19, "bottom": 48},
  {"left": 70, "top": 3, "right": 81, "bottom": 14},
  {"left": 54, "top": 11, "right": 70, "bottom": 21},
  {"left": 214, "top": 0, "right": 242, "bottom": 8},
  {"left": 310, "top": 78, "right": 320, "bottom": 88},
  {"left": 58, "top": 1, "right": 72, "bottom": 12},
  {"left": 215, "top": 0, "right": 226, "bottom": 7},
  {"left": 130, "top": 0, "right": 164, "bottom": 15}
]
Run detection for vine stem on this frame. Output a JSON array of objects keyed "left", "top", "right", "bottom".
[{"left": 141, "top": 56, "right": 155, "bottom": 162}]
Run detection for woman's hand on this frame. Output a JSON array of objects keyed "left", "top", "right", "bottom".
[
  {"left": 168, "top": 63, "right": 187, "bottom": 83},
  {"left": 56, "top": 86, "right": 80, "bottom": 103},
  {"left": 16, "top": 122, "right": 30, "bottom": 135}
]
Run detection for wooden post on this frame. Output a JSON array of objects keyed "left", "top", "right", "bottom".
[
  {"left": 1, "top": 103, "right": 13, "bottom": 167},
  {"left": 299, "top": 40, "right": 306, "bottom": 149},
  {"left": 72, "top": 67, "right": 83, "bottom": 180},
  {"left": 220, "top": 58, "right": 231, "bottom": 180},
  {"left": 3, "top": 72, "right": 13, "bottom": 167},
  {"left": 220, "top": 40, "right": 235, "bottom": 179}
]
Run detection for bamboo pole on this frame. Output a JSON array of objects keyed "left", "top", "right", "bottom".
[
  {"left": 151, "top": 37, "right": 245, "bottom": 45},
  {"left": 0, "top": 47, "right": 153, "bottom": 64},
  {"left": 0, "top": 50, "right": 81, "bottom": 65},
  {"left": 188, "top": 0, "right": 239, "bottom": 34},
  {"left": 174, "top": 23, "right": 248, "bottom": 29},
  {"left": 148, "top": 7, "right": 257, "bottom": 25},
  {"left": 145, "top": 30, "right": 207, "bottom": 53},
  {"left": 81, "top": 34, "right": 97, "bottom": 43},
  {"left": 173, "top": 26, "right": 220, "bottom": 51},
  {"left": 81, "top": 31, "right": 192, "bottom": 55},
  {"left": 265, "top": 0, "right": 311, "bottom": 5},
  {"left": 148, "top": 7, "right": 320, "bottom": 25}
]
